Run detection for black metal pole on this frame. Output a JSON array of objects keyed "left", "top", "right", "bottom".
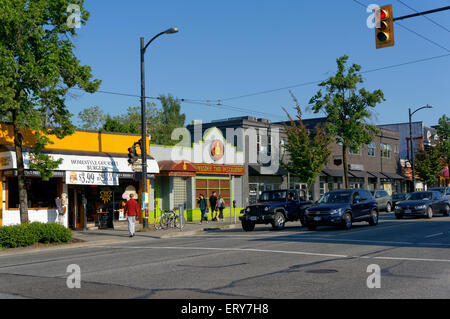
[
  {"left": 140, "top": 37, "right": 149, "bottom": 228},
  {"left": 409, "top": 108, "right": 415, "bottom": 192},
  {"left": 394, "top": 6, "right": 450, "bottom": 22}
]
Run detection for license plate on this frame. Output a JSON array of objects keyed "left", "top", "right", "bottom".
[
  {"left": 314, "top": 217, "right": 321, "bottom": 221},
  {"left": 404, "top": 209, "right": 411, "bottom": 214},
  {"left": 249, "top": 216, "right": 257, "bottom": 221}
]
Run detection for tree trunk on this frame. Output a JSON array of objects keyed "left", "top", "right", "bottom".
[
  {"left": 12, "top": 110, "right": 29, "bottom": 224},
  {"left": 342, "top": 144, "right": 349, "bottom": 189}
]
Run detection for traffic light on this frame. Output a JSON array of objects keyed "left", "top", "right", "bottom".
[
  {"left": 127, "top": 145, "right": 139, "bottom": 165},
  {"left": 375, "top": 4, "right": 394, "bottom": 49}
]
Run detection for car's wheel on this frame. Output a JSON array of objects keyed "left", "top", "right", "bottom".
[
  {"left": 342, "top": 212, "right": 352, "bottom": 230},
  {"left": 386, "top": 202, "right": 392, "bottom": 213},
  {"left": 395, "top": 214, "right": 403, "bottom": 219},
  {"left": 271, "top": 212, "right": 286, "bottom": 230},
  {"left": 426, "top": 207, "right": 433, "bottom": 219},
  {"left": 443, "top": 204, "right": 449, "bottom": 216},
  {"left": 241, "top": 220, "right": 255, "bottom": 232},
  {"left": 368, "top": 210, "right": 379, "bottom": 226}
]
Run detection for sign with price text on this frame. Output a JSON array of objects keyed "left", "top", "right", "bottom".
[{"left": 66, "top": 171, "right": 119, "bottom": 186}]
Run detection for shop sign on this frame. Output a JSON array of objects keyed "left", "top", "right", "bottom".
[
  {"left": 66, "top": 171, "right": 119, "bottom": 186},
  {"left": 195, "top": 164, "right": 245, "bottom": 175}
]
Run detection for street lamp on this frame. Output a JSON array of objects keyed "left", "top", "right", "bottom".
[
  {"left": 409, "top": 104, "right": 433, "bottom": 192},
  {"left": 140, "top": 27, "right": 179, "bottom": 228}
]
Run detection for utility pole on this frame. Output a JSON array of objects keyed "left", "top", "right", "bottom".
[{"left": 139, "top": 28, "right": 179, "bottom": 228}]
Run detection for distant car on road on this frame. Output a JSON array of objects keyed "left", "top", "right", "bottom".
[
  {"left": 394, "top": 191, "right": 450, "bottom": 219},
  {"left": 371, "top": 190, "right": 392, "bottom": 212},
  {"left": 239, "top": 189, "right": 313, "bottom": 231},
  {"left": 428, "top": 187, "right": 450, "bottom": 201},
  {"left": 392, "top": 193, "right": 410, "bottom": 209},
  {"left": 303, "top": 189, "right": 378, "bottom": 231}
]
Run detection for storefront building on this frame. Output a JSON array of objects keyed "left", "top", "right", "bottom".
[
  {"left": 0, "top": 124, "right": 159, "bottom": 228},
  {"left": 150, "top": 127, "right": 245, "bottom": 221}
]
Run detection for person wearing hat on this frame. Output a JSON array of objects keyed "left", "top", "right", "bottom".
[{"left": 124, "top": 193, "right": 139, "bottom": 237}]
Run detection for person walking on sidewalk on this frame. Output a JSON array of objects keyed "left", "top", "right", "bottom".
[
  {"left": 217, "top": 195, "right": 225, "bottom": 222},
  {"left": 198, "top": 194, "right": 208, "bottom": 224},
  {"left": 209, "top": 191, "right": 218, "bottom": 221},
  {"left": 124, "top": 193, "right": 139, "bottom": 237}
]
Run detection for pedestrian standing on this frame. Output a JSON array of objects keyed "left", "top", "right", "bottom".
[
  {"left": 209, "top": 191, "right": 218, "bottom": 221},
  {"left": 198, "top": 194, "right": 208, "bottom": 224},
  {"left": 218, "top": 195, "right": 225, "bottom": 222},
  {"left": 124, "top": 193, "right": 139, "bottom": 237}
]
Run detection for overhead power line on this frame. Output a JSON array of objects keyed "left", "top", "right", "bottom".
[{"left": 396, "top": 0, "right": 450, "bottom": 32}]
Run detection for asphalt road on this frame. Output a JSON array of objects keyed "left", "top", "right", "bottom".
[{"left": 0, "top": 213, "right": 449, "bottom": 299}]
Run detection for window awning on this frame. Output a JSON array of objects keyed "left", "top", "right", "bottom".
[
  {"left": 349, "top": 170, "right": 367, "bottom": 178},
  {"left": 322, "top": 169, "right": 344, "bottom": 177},
  {"left": 382, "top": 172, "right": 406, "bottom": 180},
  {"left": 0, "top": 151, "right": 160, "bottom": 174},
  {"left": 368, "top": 171, "right": 386, "bottom": 179}
]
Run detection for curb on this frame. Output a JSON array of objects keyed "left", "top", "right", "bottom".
[{"left": 0, "top": 224, "right": 242, "bottom": 257}]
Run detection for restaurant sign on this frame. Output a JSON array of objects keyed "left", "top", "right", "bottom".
[
  {"left": 66, "top": 171, "right": 119, "bottom": 186},
  {"left": 195, "top": 164, "right": 245, "bottom": 176}
]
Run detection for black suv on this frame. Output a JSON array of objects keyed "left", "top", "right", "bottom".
[
  {"left": 303, "top": 189, "right": 379, "bottom": 230},
  {"left": 239, "top": 189, "right": 313, "bottom": 231}
]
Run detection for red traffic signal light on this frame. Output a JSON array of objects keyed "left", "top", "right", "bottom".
[
  {"left": 127, "top": 145, "right": 139, "bottom": 165},
  {"left": 375, "top": 4, "right": 394, "bottom": 49}
]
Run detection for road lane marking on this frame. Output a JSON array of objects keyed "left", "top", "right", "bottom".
[
  {"left": 425, "top": 233, "right": 444, "bottom": 239},
  {"left": 97, "top": 245, "right": 450, "bottom": 263}
]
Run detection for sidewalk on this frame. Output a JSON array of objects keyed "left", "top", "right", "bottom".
[{"left": 74, "top": 219, "right": 242, "bottom": 243}]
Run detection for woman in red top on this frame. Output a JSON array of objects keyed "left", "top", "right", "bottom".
[{"left": 124, "top": 193, "right": 140, "bottom": 237}]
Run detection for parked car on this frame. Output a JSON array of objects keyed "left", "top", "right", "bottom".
[
  {"left": 394, "top": 191, "right": 450, "bottom": 219},
  {"left": 428, "top": 187, "right": 450, "bottom": 201},
  {"left": 371, "top": 190, "right": 392, "bottom": 212},
  {"left": 303, "top": 189, "right": 378, "bottom": 231},
  {"left": 392, "top": 193, "right": 410, "bottom": 209},
  {"left": 239, "top": 189, "right": 313, "bottom": 231}
]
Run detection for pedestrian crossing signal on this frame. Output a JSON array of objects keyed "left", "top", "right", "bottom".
[{"left": 375, "top": 4, "right": 394, "bottom": 49}]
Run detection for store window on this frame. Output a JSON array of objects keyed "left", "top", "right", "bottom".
[
  {"left": 196, "top": 178, "right": 231, "bottom": 207},
  {"left": 7, "top": 177, "right": 60, "bottom": 209},
  {"left": 349, "top": 147, "right": 361, "bottom": 155},
  {"left": 381, "top": 143, "right": 391, "bottom": 158},
  {"left": 368, "top": 143, "right": 376, "bottom": 157}
]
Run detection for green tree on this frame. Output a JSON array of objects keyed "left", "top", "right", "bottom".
[
  {"left": 282, "top": 92, "right": 331, "bottom": 196},
  {"left": 435, "top": 114, "right": 450, "bottom": 171},
  {"left": 95, "top": 94, "right": 186, "bottom": 146},
  {"left": 0, "top": 0, "right": 100, "bottom": 223},
  {"left": 153, "top": 94, "right": 186, "bottom": 145},
  {"left": 78, "top": 106, "right": 104, "bottom": 130},
  {"left": 309, "top": 55, "right": 384, "bottom": 188},
  {"left": 415, "top": 146, "right": 442, "bottom": 187}
]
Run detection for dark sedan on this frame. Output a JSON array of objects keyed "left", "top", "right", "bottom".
[
  {"left": 392, "top": 193, "right": 410, "bottom": 209},
  {"left": 394, "top": 191, "right": 450, "bottom": 219}
]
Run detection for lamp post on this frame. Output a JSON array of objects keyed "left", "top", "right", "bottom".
[
  {"left": 408, "top": 104, "right": 433, "bottom": 192},
  {"left": 140, "top": 27, "right": 178, "bottom": 228}
]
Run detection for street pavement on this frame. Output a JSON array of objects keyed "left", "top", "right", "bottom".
[{"left": 0, "top": 213, "right": 449, "bottom": 299}]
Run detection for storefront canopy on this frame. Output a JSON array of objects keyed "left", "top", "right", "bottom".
[
  {"left": 381, "top": 172, "right": 405, "bottom": 180},
  {"left": 0, "top": 151, "right": 160, "bottom": 174}
]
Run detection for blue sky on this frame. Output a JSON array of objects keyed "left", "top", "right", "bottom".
[{"left": 68, "top": 0, "right": 450, "bottom": 128}]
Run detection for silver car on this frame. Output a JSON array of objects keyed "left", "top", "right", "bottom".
[{"left": 371, "top": 190, "right": 393, "bottom": 212}]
